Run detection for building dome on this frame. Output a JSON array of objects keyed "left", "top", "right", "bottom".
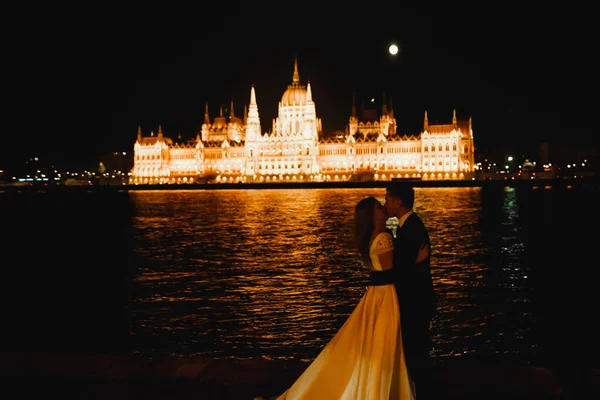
[
  {"left": 280, "top": 58, "right": 309, "bottom": 106},
  {"left": 281, "top": 85, "right": 307, "bottom": 106}
]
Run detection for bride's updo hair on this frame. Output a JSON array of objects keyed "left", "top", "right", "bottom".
[{"left": 353, "top": 196, "right": 377, "bottom": 266}]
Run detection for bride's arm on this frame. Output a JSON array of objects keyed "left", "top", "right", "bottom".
[{"left": 378, "top": 247, "right": 393, "bottom": 270}]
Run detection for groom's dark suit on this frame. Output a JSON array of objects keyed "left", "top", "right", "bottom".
[{"left": 370, "top": 211, "right": 437, "bottom": 391}]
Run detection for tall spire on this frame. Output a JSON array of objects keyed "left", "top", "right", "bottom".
[
  {"left": 243, "top": 104, "right": 248, "bottom": 124},
  {"left": 247, "top": 85, "right": 260, "bottom": 124},
  {"left": 389, "top": 96, "right": 394, "bottom": 118},
  {"left": 292, "top": 57, "right": 300, "bottom": 84},
  {"left": 469, "top": 116, "right": 473, "bottom": 137},
  {"left": 452, "top": 108, "right": 457, "bottom": 128},
  {"left": 424, "top": 110, "right": 429, "bottom": 131},
  {"left": 220, "top": 105, "right": 224, "bottom": 118},
  {"left": 204, "top": 101, "right": 210, "bottom": 124},
  {"left": 157, "top": 124, "right": 163, "bottom": 139},
  {"left": 230, "top": 99, "right": 235, "bottom": 118},
  {"left": 137, "top": 125, "right": 142, "bottom": 143},
  {"left": 306, "top": 81, "right": 312, "bottom": 102}
]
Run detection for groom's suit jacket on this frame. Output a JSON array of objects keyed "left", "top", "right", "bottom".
[{"left": 392, "top": 212, "right": 436, "bottom": 321}]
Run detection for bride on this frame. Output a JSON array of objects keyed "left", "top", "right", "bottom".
[{"left": 256, "top": 196, "right": 427, "bottom": 400}]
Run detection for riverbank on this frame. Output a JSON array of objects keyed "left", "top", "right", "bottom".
[
  {"left": 2, "top": 352, "right": 598, "bottom": 399},
  {"left": 2, "top": 177, "right": 600, "bottom": 192}
]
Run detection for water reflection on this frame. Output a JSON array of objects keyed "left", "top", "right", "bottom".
[{"left": 127, "top": 186, "right": 597, "bottom": 366}]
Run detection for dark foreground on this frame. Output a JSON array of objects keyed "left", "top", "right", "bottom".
[{"left": 2, "top": 352, "right": 598, "bottom": 399}]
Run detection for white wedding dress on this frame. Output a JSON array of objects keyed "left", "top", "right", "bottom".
[{"left": 275, "top": 231, "right": 416, "bottom": 400}]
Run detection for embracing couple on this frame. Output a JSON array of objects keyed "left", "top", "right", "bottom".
[{"left": 256, "top": 181, "right": 438, "bottom": 400}]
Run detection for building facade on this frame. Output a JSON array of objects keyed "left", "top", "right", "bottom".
[{"left": 131, "top": 60, "right": 475, "bottom": 184}]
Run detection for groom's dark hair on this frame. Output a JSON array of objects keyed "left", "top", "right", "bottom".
[{"left": 387, "top": 181, "right": 415, "bottom": 209}]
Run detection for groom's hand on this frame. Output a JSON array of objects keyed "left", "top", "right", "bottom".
[{"left": 416, "top": 243, "right": 429, "bottom": 264}]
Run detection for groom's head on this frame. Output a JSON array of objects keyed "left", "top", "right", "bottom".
[{"left": 384, "top": 181, "right": 415, "bottom": 218}]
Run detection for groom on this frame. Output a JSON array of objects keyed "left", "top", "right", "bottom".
[{"left": 370, "top": 181, "right": 437, "bottom": 397}]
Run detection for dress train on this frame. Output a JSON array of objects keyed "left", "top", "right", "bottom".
[{"left": 275, "top": 284, "right": 415, "bottom": 400}]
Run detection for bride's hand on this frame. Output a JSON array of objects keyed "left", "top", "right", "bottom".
[{"left": 415, "top": 243, "right": 429, "bottom": 264}]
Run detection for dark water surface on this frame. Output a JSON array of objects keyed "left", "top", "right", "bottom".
[{"left": 2, "top": 185, "right": 598, "bottom": 368}]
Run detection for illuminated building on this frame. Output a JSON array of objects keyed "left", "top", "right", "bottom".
[{"left": 131, "top": 59, "right": 475, "bottom": 184}]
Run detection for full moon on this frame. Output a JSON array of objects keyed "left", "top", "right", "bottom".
[{"left": 389, "top": 44, "right": 399, "bottom": 55}]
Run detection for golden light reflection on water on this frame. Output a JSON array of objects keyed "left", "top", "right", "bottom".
[{"left": 128, "top": 187, "right": 564, "bottom": 364}]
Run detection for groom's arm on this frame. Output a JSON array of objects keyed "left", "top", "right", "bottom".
[{"left": 404, "top": 218, "right": 430, "bottom": 271}]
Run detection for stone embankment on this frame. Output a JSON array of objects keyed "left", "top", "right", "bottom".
[{"left": 3, "top": 176, "right": 600, "bottom": 192}]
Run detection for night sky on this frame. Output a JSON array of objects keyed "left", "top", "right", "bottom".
[{"left": 5, "top": 2, "right": 595, "bottom": 169}]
